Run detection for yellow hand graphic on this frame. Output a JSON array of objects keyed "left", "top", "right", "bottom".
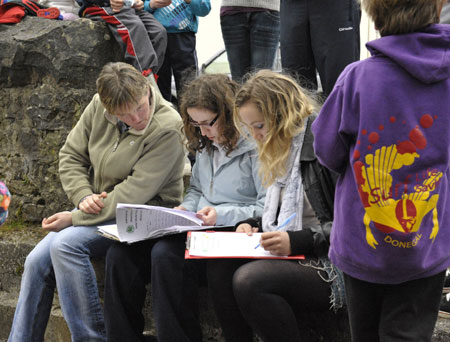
[
  {"left": 364, "top": 213, "right": 378, "bottom": 249},
  {"left": 429, "top": 207, "right": 439, "bottom": 242}
]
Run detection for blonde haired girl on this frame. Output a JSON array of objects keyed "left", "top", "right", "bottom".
[
  {"left": 207, "top": 70, "right": 344, "bottom": 342},
  {"left": 234, "top": 69, "right": 315, "bottom": 185}
]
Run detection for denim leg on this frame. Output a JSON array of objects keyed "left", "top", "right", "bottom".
[
  {"left": 249, "top": 10, "right": 280, "bottom": 72},
  {"left": 49, "top": 225, "right": 114, "bottom": 342},
  {"left": 151, "top": 234, "right": 203, "bottom": 342},
  {"left": 9, "top": 232, "right": 58, "bottom": 342},
  {"left": 220, "top": 13, "right": 252, "bottom": 82},
  {"left": 221, "top": 11, "right": 280, "bottom": 83}
]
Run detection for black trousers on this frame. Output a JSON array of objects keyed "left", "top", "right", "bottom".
[
  {"left": 280, "top": 0, "right": 360, "bottom": 96},
  {"left": 207, "top": 258, "right": 331, "bottom": 342},
  {"left": 157, "top": 32, "right": 197, "bottom": 103},
  {"left": 344, "top": 271, "right": 446, "bottom": 342},
  {"left": 104, "top": 234, "right": 204, "bottom": 342}
]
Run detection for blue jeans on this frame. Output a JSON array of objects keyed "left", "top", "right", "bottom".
[
  {"left": 220, "top": 10, "right": 280, "bottom": 82},
  {"left": 9, "top": 224, "right": 114, "bottom": 342}
]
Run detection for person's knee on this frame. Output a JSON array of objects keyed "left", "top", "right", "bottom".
[
  {"left": 232, "top": 267, "right": 254, "bottom": 298},
  {"left": 24, "top": 247, "right": 47, "bottom": 274},
  {"left": 106, "top": 243, "right": 128, "bottom": 263},
  {"left": 151, "top": 239, "right": 181, "bottom": 267},
  {"left": 49, "top": 230, "right": 85, "bottom": 261}
]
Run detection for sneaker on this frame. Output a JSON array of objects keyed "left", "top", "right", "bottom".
[
  {"left": 36, "top": 7, "right": 60, "bottom": 19},
  {"left": 439, "top": 293, "right": 450, "bottom": 319},
  {"left": 443, "top": 268, "right": 450, "bottom": 294}
]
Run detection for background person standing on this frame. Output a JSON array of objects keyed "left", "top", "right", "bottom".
[
  {"left": 220, "top": 0, "right": 280, "bottom": 83},
  {"left": 280, "top": 0, "right": 360, "bottom": 96}
]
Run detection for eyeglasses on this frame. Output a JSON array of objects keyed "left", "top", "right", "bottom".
[{"left": 188, "top": 113, "right": 220, "bottom": 127}]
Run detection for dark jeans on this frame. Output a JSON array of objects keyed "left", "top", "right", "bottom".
[
  {"left": 104, "top": 234, "right": 204, "bottom": 342},
  {"left": 158, "top": 32, "right": 197, "bottom": 103},
  {"left": 220, "top": 10, "right": 280, "bottom": 83},
  {"left": 207, "top": 258, "right": 331, "bottom": 342},
  {"left": 343, "top": 271, "right": 446, "bottom": 342},
  {"left": 280, "top": 0, "right": 360, "bottom": 95}
]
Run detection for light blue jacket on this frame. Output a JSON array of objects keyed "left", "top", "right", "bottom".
[
  {"left": 144, "top": 0, "right": 211, "bottom": 34},
  {"left": 181, "top": 138, "right": 266, "bottom": 226}
]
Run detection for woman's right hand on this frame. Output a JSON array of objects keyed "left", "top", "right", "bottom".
[
  {"left": 78, "top": 192, "right": 107, "bottom": 214},
  {"left": 235, "top": 223, "right": 259, "bottom": 236}
]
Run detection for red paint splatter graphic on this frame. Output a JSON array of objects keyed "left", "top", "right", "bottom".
[
  {"left": 361, "top": 129, "right": 367, "bottom": 135},
  {"left": 353, "top": 149, "right": 360, "bottom": 160},
  {"left": 390, "top": 116, "right": 396, "bottom": 123},
  {"left": 357, "top": 140, "right": 361, "bottom": 145},
  {"left": 397, "top": 140, "right": 417, "bottom": 154},
  {"left": 353, "top": 161, "right": 370, "bottom": 207},
  {"left": 353, "top": 161, "right": 365, "bottom": 185},
  {"left": 368, "top": 145, "right": 372, "bottom": 150},
  {"left": 369, "top": 132, "right": 379, "bottom": 144},
  {"left": 379, "top": 125, "right": 384, "bottom": 131},
  {"left": 409, "top": 127, "right": 427, "bottom": 149},
  {"left": 420, "top": 114, "right": 433, "bottom": 128}
]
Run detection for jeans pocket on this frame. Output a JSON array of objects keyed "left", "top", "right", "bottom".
[{"left": 262, "top": 10, "right": 280, "bottom": 23}]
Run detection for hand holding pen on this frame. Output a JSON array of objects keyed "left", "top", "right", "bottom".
[{"left": 255, "top": 213, "right": 297, "bottom": 250}]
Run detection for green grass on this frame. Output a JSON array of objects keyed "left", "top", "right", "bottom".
[{"left": 0, "top": 219, "right": 45, "bottom": 239}]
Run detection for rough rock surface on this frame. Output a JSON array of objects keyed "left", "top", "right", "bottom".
[{"left": 0, "top": 16, "right": 123, "bottom": 222}]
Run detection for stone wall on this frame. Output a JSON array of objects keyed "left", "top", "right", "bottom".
[{"left": 0, "top": 16, "right": 123, "bottom": 222}]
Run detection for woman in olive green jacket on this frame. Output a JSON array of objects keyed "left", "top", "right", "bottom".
[{"left": 9, "top": 62, "right": 186, "bottom": 342}]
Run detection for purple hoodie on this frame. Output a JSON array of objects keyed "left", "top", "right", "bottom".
[{"left": 312, "top": 24, "right": 450, "bottom": 284}]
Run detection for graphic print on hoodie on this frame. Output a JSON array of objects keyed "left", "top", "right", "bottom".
[
  {"left": 352, "top": 113, "right": 442, "bottom": 250},
  {"left": 311, "top": 24, "right": 450, "bottom": 284}
]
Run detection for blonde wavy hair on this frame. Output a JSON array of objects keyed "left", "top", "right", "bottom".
[
  {"left": 234, "top": 70, "right": 317, "bottom": 186},
  {"left": 361, "top": 0, "right": 444, "bottom": 36}
]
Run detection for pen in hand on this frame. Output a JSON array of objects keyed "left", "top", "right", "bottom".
[{"left": 254, "top": 213, "right": 297, "bottom": 249}]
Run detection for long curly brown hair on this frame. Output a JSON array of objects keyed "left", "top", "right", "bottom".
[{"left": 179, "top": 74, "right": 240, "bottom": 155}]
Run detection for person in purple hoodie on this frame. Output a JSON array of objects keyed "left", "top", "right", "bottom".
[{"left": 312, "top": 0, "right": 450, "bottom": 341}]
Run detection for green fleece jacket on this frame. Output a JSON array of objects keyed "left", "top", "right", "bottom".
[{"left": 59, "top": 86, "right": 185, "bottom": 226}]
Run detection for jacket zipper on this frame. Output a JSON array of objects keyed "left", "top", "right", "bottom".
[{"left": 98, "top": 130, "right": 124, "bottom": 191}]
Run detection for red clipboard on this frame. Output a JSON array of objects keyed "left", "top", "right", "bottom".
[{"left": 185, "top": 231, "right": 305, "bottom": 260}]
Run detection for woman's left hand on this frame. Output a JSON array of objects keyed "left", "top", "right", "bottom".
[
  {"left": 260, "top": 231, "right": 292, "bottom": 256},
  {"left": 196, "top": 206, "right": 217, "bottom": 226},
  {"left": 42, "top": 211, "right": 73, "bottom": 232}
]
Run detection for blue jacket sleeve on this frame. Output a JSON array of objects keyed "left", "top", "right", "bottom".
[
  {"left": 143, "top": 0, "right": 155, "bottom": 12},
  {"left": 188, "top": 0, "right": 211, "bottom": 17},
  {"left": 214, "top": 153, "right": 266, "bottom": 226}
]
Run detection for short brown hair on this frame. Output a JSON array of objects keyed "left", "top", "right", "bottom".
[
  {"left": 179, "top": 74, "right": 240, "bottom": 155},
  {"left": 96, "top": 62, "right": 150, "bottom": 114},
  {"left": 361, "top": 0, "right": 443, "bottom": 36}
]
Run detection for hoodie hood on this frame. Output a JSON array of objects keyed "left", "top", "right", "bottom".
[{"left": 366, "top": 24, "right": 450, "bottom": 84}]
